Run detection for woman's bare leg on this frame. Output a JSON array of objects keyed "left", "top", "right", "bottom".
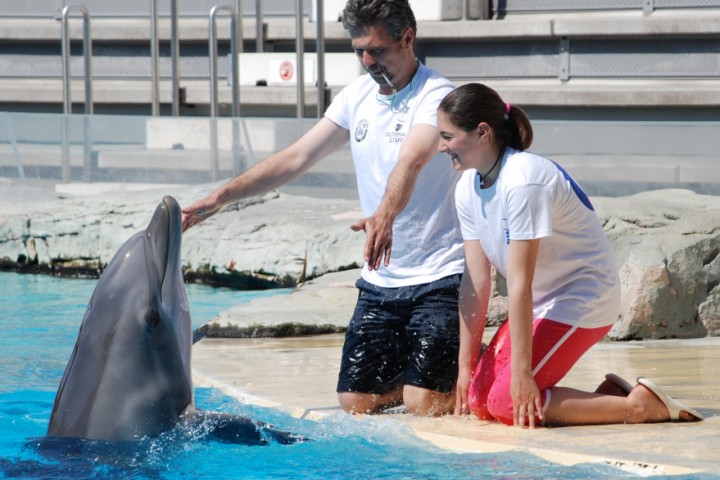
[{"left": 542, "top": 383, "right": 674, "bottom": 426}]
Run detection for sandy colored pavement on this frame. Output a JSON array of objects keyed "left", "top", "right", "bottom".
[{"left": 192, "top": 270, "right": 720, "bottom": 477}]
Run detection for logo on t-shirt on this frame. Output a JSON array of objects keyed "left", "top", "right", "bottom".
[
  {"left": 385, "top": 127, "right": 406, "bottom": 144},
  {"left": 355, "top": 119, "right": 369, "bottom": 142},
  {"left": 502, "top": 218, "right": 510, "bottom": 245}
]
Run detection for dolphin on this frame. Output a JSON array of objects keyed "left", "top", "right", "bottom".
[{"left": 48, "top": 195, "right": 303, "bottom": 445}]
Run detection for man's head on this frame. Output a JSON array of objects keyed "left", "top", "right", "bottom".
[
  {"left": 342, "top": 0, "right": 417, "bottom": 43},
  {"left": 342, "top": 0, "right": 418, "bottom": 92}
]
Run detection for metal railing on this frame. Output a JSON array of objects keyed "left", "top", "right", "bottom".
[
  {"left": 150, "top": 0, "right": 160, "bottom": 115},
  {"left": 295, "top": 0, "right": 305, "bottom": 118},
  {"left": 209, "top": 4, "right": 240, "bottom": 117},
  {"left": 61, "top": 4, "right": 93, "bottom": 115},
  {"left": 57, "top": 0, "right": 323, "bottom": 119},
  {"left": 493, "top": 0, "right": 720, "bottom": 15},
  {"left": 61, "top": 4, "right": 93, "bottom": 184},
  {"left": 209, "top": 3, "right": 241, "bottom": 181},
  {"left": 1, "top": 112, "right": 718, "bottom": 198},
  {"left": 315, "top": 0, "right": 325, "bottom": 116}
]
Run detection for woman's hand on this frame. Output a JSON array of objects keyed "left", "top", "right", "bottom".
[
  {"left": 511, "top": 371, "right": 543, "bottom": 428},
  {"left": 454, "top": 365, "right": 473, "bottom": 416}
]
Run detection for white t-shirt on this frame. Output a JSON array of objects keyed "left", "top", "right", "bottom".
[
  {"left": 455, "top": 148, "right": 620, "bottom": 328},
  {"left": 325, "top": 63, "right": 464, "bottom": 288}
]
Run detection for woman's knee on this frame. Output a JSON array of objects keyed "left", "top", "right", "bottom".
[{"left": 486, "top": 391, "right": 514, "bottom": 425}]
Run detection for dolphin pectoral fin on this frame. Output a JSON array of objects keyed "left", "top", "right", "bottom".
[{"left": 192, "top": 411, "right": 309, "bottom": 445}]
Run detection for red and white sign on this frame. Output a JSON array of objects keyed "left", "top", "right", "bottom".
[{"left": 278, "top": 60, "right": 294, "bottom": 81}]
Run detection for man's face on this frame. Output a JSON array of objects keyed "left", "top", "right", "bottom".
[{"left": 351, "top": 24, "right": 411, "bottom": 89}]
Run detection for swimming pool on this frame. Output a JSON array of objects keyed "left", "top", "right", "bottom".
[{"left": 0, "top": 271, "right": 648, "bottom": 479}]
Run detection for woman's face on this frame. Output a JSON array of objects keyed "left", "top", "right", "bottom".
[{"left": 437, "top": 110, "right": 482, "bottom": 171}]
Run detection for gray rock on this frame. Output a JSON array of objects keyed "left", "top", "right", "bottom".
[
  {"left": 422, "top": 189, "right": 720, "bottom": 340},
  {"left": 198, "top": 268, "right": 360, "bottom": 338},
  {"left": 1, "top": 181, "right": 719, "bottom": 340},
  {"left": 0, "top": 181, "right": 364, "bottom": 286},
  {"left": 595, "top": 190, "right": 720, "bottom": 340}
]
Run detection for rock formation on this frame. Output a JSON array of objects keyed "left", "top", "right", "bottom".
[{"left": 1, "top": 181, "right": 718, "bottom": 340}]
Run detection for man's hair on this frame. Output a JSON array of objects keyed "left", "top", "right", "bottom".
[{"left": 341, "top": 0, "right": 417, "bottom": 41}]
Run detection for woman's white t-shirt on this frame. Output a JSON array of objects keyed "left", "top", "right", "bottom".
[
  {"left": 325, "top": 63, "right": 464, "bottom": 288},
  {"left": 455, "top": 148, "right": 620, "bottom": 328}
]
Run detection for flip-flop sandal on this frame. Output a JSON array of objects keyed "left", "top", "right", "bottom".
[
  {"left": 637, "top": 377, "right": 704, "bottom": 422},
  {"left": 604, "top": 373, "right": 634, "bottom": 396}
]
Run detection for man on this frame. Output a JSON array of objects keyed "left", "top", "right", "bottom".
[{"left": 182, "top": 0, "right": 464, "bottom": 416}]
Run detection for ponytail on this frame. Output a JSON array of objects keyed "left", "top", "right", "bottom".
[{"left": 504, "top": 103, "right": 533, "bottom": 151}]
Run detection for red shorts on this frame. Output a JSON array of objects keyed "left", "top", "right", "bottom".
[{"left": 468, "top": 318, "right": 611, "bottom": 425}]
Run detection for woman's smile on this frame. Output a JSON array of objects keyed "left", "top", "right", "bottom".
[{"left": 448, "top": 151, "right": 462, "bottom": 168}]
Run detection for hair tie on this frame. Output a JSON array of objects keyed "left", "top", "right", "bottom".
[{"left": 504, "top": 102, "right": 511, "bottom": 120}]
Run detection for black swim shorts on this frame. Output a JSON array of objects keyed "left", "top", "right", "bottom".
[{"left": 336, "top": 274, "right": 461, "bottom": 395}]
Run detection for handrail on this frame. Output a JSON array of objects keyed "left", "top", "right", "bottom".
[
  {"left": 315, "top": 0, "right": 325, "bottom": 117},
  {"left": 4, "top": 112, "right": 25, "bottom": 181},
  {"left": 209, "top": 4, "right": 239, "bottom": 117},
  {"left": 170, "top": 0, "right": 180, "bottom": 115},
  {"left": 233, "top": 0, "right": 244, "bottom": 55},
  {"left": 61, "top": 4, "right": 93, "bottom": 115},
  {"left": 295, "top": 0, "right": 305, "bottom": 118},
  {"left": 255, "top": 0, "right": 264, "bottom": 52},
  {"left": 150, "top": 0, "right": 160, "bottom": 115}
]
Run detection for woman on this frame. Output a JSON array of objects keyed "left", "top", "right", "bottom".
[{"left": 437, "top": 83, "right": 703, "bottom": 427}]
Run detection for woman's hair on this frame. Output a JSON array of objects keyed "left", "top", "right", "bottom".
[
  {"left": 341, "top": 0, "right": 416, "bottom": 42},
  {"left": 438, "top": 83, "right": 533, "bottom": 151}
]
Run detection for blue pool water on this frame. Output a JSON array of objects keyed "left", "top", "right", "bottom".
[{"left": 0, "top": 271, "right": 690, "bottom": 479}]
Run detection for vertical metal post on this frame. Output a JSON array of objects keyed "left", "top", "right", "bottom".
[
  {"left": 61, "top": 4, "right": 93, "bottom": 115},
  {"left": 315, "top": 0, "right": 325, "bottom": 117},
  {"left": 255, "top": 0, "right": 264, "bottom": 52},
  {"left": 61, "top": 4, "right": 93, "bottom": 184},
  {"left": 466, "top": 0, "right": 491, "bottom": 20},
  {"left": 82, "top": 115, "right": 92, "bottom": 182},
  {"left": 295, "top": 0, "right": 305, "bottom": 118},
  {"left": 209, "top": 4, "right": 239, "bottom": 117},
  {"left": 150, "top": 0, "right": 160, "bottom": 115},
  {"left": 209, "top": 4, "right": 239, "bottom": 182},
  {"left": 559, "top": 37, "right": 570, "bottom": 81},
  {"left": 170, "top": 0, "right": 180, "bottom": 116},
  {"left": 232, "top": 0, "right": 244, "bottom": 174},
  {"left": 234, "top": 0, "right": 244, "bottom": 54},
  {"left": 229, "top": 13, "right": 239, "bottom": 117},
  {"left": 62, "top": 117, "right": 71, "bottom": 183},
  {"left": 5, "top": 113, "right": 25, "bottom": 181}
]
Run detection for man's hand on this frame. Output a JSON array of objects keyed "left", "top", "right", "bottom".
[
  {"left": 351, "top": 214, "right": 394, "bottom": 271},
  {"left": 181, "top": 197, "right": 221, "bottom": 232}
]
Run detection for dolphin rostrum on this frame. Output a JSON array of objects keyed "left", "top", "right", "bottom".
[{"left": 48, "top": 196, "right": 303, "bottom": 445}]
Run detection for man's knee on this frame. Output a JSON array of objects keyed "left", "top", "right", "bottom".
[
  {"left": 337, "top": 390, "right": 402, "bottom": 414},
  {"left": 403, "top": 385, "right": 455, "bottom": 417}
]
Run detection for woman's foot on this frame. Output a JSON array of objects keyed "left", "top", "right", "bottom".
[
  {"left": 636, "top": 377, "right": 703, "bottom": 422},
  {"left": 625, "top": 378, "right": 703, "bottom": 423}
]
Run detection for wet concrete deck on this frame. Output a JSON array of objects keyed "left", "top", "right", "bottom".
[{"left": 191, "top": 272, "right": 720, "bottom": 477}]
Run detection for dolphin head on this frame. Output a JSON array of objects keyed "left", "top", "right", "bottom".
[{"left": 49, "top": 196, "right": 194, "bottom": 441}]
